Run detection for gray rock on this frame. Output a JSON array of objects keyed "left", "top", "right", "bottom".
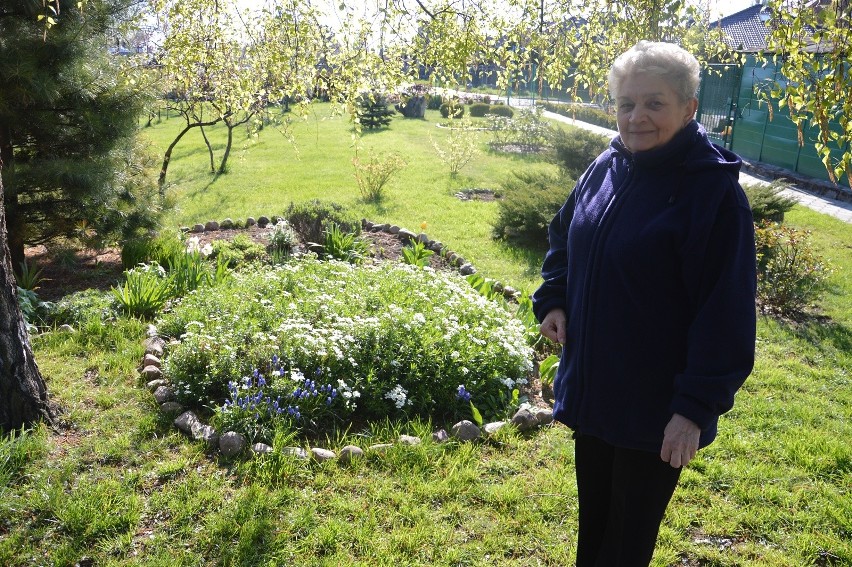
[
  {"left": 245, "top": 217, "right": 257, "bottom": 227},
  {"left": 389, "top": 225, "right": 401, "bottom": 234},
  {"left": 432, "top": 429, "right": 450, "bottom": 443},
  {"left": 190, "top": 420, "right": 218, "bottom": 449},
  {"left": 503, "top": 286, "right": 518, "bottom": 298},
  {"left": 142, "top": 353, "right": 161, "bottom": 368},
  {"left": 179, "top": 226, "right": 191, "bottom": 233},
  {"left": 452, "top": 255, "right": 465, "bottom": 267},
  {"left": 143, "top": 337, "right": 165, "bottom": 357},
  {"left": 148, "top": 380, "right": 170, "bottom": 394},
  {"left": 220, "top": 218, "right": 234, "bottom": 229},
  {"left": 451, "top": 420, "right": 481, "bottom": 441},
  {"left": 533, "top": 408, "right": 554, "bottom": 426},
  {"left": 483, "top": 421, "right": 507, "bottom": 436},
  {"left": 174, "top": 411, "right": 200, "bottom": 434},
  {"left": 339, "top": 445, "right": 365, "bottom": 464},
  {"left": 191, "top": 224, "right": 205, "bottom": 233},
  {"left": 160, "top": 401, "right": 184, "bottom": 414},
  {"left": 416, "top": 233, "right": 430, "bottom": 245},
  {"left": 311, "top": 448, "right": 337, "bottom": 463},
  {"left": 204, "top": 220, "right": 219, "bottom": 231},
  {"left": 282, "top": 447, "right": 309, "bottom": 460},
  {"left": 141, "top": 365, "right": 163, "bottom": 380},
  {"left": 257, "top": 216, "right": 270, "bottom": 228},
  {"left": 492, "top": 282, "right": 504, "bottom": 293},
  {"left": 447, "top": 252, "right": 458, "bottom": 264},
  {"left": 368, "top": 443, "right": 394, "bottom": 453},
  {"left": 57, "top": 324, "right": 75, "bottom": 333},
  {"left": 511, "top": 408, "right": 538, "bottom": 432},
  {"left": 429, "top": 241, "right": 443, "bottom": 253},
  {"left": 219, "top": 431, "right": 247, "bottom": 457},
  {"left": 398, "top": 434, "right": 421, "bottom": 446},
  {"left": 459, "top": 263, "right": 477, "bottom": 276},
  {"left": 153, "top": 385, "right": 175, "bottom": 404},
  {"left": 145, "top": 324, "right": 158, "bottom": 337},
  {"left": 395, "top": 95, "right": 427, "bottom": 118},
  {"left": 252, "top": 442, "right": 273, "bottom": 454},
  {"left": 397, "top": 229, "right": 416, "bottom": 241}
]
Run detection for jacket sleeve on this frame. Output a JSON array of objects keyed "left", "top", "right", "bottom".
[
  {"left": 532, "top": 189, "right": 576, "bottom": 323},
  {"left": 669, "top": 188, "right": 757, "bottom": 430}
]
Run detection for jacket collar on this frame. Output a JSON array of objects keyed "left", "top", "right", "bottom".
[{"left": 612, "top": 120, "right": 701, "bottom": 168}]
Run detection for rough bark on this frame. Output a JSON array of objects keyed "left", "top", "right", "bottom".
[{"left": 0, "top": 172, "right": 54, "bottom": 433}]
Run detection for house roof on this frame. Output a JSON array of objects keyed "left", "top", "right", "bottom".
[{"left": 709, "top": 3, "right": 773, "bottom": 52}]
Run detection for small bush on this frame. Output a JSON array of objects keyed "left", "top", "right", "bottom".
[
  {"left": 488, "top": 108, "right": 553, "bottom": 151},
  {"left": 439, "top": 100, "right": 464, "bottom": 119},
  {"left": 352, "top": 150, "right": 407, "bottom": 202},
  {"left": 112, "top": 262, "right": 173, "bottom": 320},
  {"left": 210, "top": 234, "right": 267, "bottom": 268},
  {"left": 469, "top": 103, "right": 491, "bottom": 117},
  {"left": 267, "top": 219, "right": 298, "bottom": 261},
  {"left": 742, "top": 181, "right": 797, "bottom": 223},
  {"left": 322, "top": 223, "right": 370, "bottom": 264},
  {"left": 487, "top": 104, "right": 514, "bottom": 118},
  {"left": 285, "top": 200, "right": 360, "bottom": 245},
  {"left": 493, "top": 171, "right": 573, "bottom": 248},
  {"left": 48, "top": 289, "right": 118, "bottom": 326},
  {"left": 430, "top": 120, "right": 481, "bottom": 176},
  {"left": 120, "top": 238, "right": 153, "bottom": 270},
  {"left": 755, "top": 222, "right": 832, "bottom": 316},
  {"left": 426, "top": 94, "right": 444, "bottom": 110},
  {"left": 356, "top": 91, "right": 394, "bottom": 129},
  {"left": 551, "top": 126, "right": 610, "bottom": 179}
]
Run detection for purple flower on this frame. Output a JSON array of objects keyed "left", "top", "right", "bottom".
[{"left": 456, "top": 384, "right": 472, "bottom": 402}]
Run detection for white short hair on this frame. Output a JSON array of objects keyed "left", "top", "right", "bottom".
[{"left": 608, "top": 41, "right": 700, "bottom": 102}]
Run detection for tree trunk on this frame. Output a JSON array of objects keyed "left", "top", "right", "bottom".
[
  {"left": 200, "top": 125, "right": 216, "bottom": 173},
  {"left": 0, "top": 125, "right": 24, "bottom": 278},
  {"left": 158, "top": 117, "right": 222, "bottom": 193},
  {"left": 0, "top": 172, "right": 54, "bottom": 433}
]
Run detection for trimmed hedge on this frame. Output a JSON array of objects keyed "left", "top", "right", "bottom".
[{"left": 542, "top": 102, "right": 617, "bottom": 130}]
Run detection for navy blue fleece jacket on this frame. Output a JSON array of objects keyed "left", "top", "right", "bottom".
[{"left": 533, "top": 120, "right": 756, "bottom": 453}]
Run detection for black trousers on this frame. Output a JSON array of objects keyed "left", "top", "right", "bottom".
[{"left": 574, "top": 434, "right": 682, "bottom": 567}]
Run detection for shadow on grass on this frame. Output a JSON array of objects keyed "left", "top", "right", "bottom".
[
  {"left": 495, "top": 240, "right": 547, "bottom": 289},
  {"left": 788, "top": 315, "right": 852, "bottom": 358}
]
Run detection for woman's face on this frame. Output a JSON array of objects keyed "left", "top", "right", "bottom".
[{"left": 615, "top": 73, "right": 698, "bottom": 153}]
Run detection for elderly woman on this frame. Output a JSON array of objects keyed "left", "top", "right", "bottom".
[{"left": 533, "top": 41, "right": 756, "bottom": 566}]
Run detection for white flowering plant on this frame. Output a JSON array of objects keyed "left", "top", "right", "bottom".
[{"left": 157, "top": 258, "right": 533, "bottom": 433}]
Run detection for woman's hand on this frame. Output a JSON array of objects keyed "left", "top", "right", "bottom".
[
  {"left": 660, "top": 413, "right": 700, "bottom": 468},
  {"left": 540, "top": 308, "right": 567, "bottom": 345}
]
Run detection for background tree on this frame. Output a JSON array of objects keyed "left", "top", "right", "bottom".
[
  {"left": 0, "top": 0, "right": 161, "bottom": 274},
  {"left": 765, "top": 0, "right": 852, "bottom": 186}
]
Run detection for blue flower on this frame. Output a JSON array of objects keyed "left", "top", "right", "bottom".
[
  {"left": 257, "top": 375, "right": 267, "bottom": 387},
  {"left": 271, "top": 354, "right": 279, "bottom": 366},
  {"left": 456, "top": 384, "right": 472, "bottom": 402}
]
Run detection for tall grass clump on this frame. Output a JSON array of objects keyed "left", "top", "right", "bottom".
[{"left": 156, "top": 258, "right": 533, "bottom": 441}]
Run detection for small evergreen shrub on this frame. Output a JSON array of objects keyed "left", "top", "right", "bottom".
[
  {"left": 156, "top": 259, "right": 533, "bottom": 439},
  {"left": 356, "top": 91, "right": 394, "bottom": 129},
  {"left": 551, "top": 127, "right": 610, "bottom": 179},
  {"left": 469, "top": 103, "right": 491, "bottom": 117},
  {"left": 487, "top": 104, "right": 514, "bottom": 118},
  {"left": 493, "top": 171, "right": 573, "bottom": 248},
  {"left": 754, "top": 222, "right": 832, "bottom": 316},
  {"left": 439, "top": 100, "right": 464, "bottom": 119},
  {"left": 426, "top": 94, "right": 444, "bottom": 110},
  {"left": 742, "top": 180, "right": 797, "bottom": 223},
  {"left": 120, "top": 238, "right": 152, "bottom": 270},
  {"left": 285, "top": 200, "right": 360, "bottom": 245}
]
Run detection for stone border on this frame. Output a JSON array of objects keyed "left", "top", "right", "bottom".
[{"left": 140, "top": 333, "right": 553, "bottom": 462}]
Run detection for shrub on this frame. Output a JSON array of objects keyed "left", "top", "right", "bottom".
[
  {"left": 430, "top": 120, "right": 481, "bottom": 176},
  {"left": 469, "top": 102, "right": 491, "bottom": 117},
  {"left": 156, "top": 259, "right": 533, "bottom": 438},
  {"left": 439, "top": 100, "right": 464, "bottom": 119},
  {"left": 487, "top": 108, "right": 553, "bottom": 151},
  {"left": 742, "top": 180, "right": 797, "bottom": 223},
  {"left": 18, "top": 287, "right": 53, "bottom": 332},
  {"left": 210, "top": 234, "right": 267, "bottom": 268},
  {"left": 48, "top": 289, "right": 118, "bottom": 326},
  {"left": 551, "top": 126, "right": 610, "bottom": 179},
  {"left": 487, "top": 104, "right": 514, "bottom": 118},
  {"left": 426, "top": 94, "right": 444, "bottom": 110},
  {"left": 352, "top": 150, "right": 407, "bottom": 202},
  {"left": 120, "top": 238, "right": 153, "bottom": 270},
  {"left": 755, "top": 222, "right": 832, "bottom": 316},
  {"left": 356, "top": 91, "right": 394, "bottom": 129},
  {"left": 267, "top": 219, "right": 298, "bottom": 261},
  {"left": 493, "top": 171, "right": 573, "bottom": 248},
  {"left": 285, "top": 200, "right": 360, "bottom": 245}
]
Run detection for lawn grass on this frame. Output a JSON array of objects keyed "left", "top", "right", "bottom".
[
  {"left": 1, "top": 119, "right": 850, "bottom": 565},
  {"left": 141, "top": 103, "right": 558, "bottom": 292}
]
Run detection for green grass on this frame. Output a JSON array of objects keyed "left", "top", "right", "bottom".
[
  {"left": 142, "top": 103, "right": 558, "bottom": 292},
  {"left": 1, "top": 119, "right": 850, "bottom": 565}
]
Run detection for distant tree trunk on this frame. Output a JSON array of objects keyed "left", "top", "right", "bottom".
[
  {"left": 218, "top": 113, "right": 251, "bottom": 175},
  {"left": 0, "top": 172, "right": 54, "bottom": 433},
  {"left": 158, "top": 116, "right": 223, "bottom": 193},
  {"left": 199, "top": 125, "right": 216, "bottom": 173}
]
